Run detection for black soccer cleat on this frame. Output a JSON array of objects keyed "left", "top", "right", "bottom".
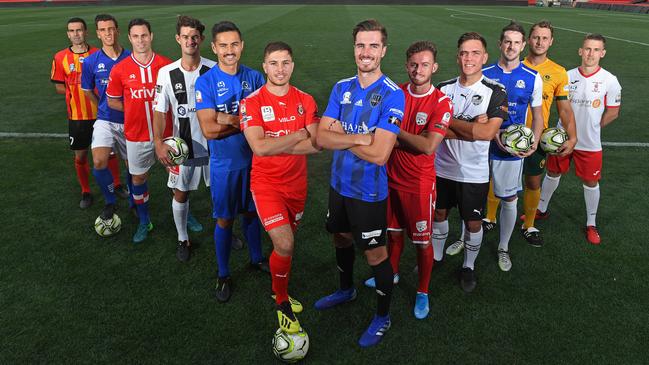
[
  {"left": 176, "top": 240, "right": 191, "bottom": 262},
  {"left": 249, "top": 257, "right": 270, "bottom": 274},
  {"left": 215, "top": 276, "right": 232, "bottom": 303},
  {"left": 460, "top": 267, "right": 477, "bottom": 293},
  {"left": 79, "top": 193, "right": 93, "bottom": 209},
  {"left": 521, "top": 225, "right": 544, "bottom": 247},
  {"left": 114, "top": 184, "right": 130, "bottom": 200},
  {"left": 100, "top": 203, "right": 116, "bottom": 220}
]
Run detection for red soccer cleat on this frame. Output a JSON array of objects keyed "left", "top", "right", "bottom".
[
  {"left": 584, "top": 226, "right": 601, "bottom": 245},
  {"left": 519, "top": 209, "right": 550, "bottom": 222}
]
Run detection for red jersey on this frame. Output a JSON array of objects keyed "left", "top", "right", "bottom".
[
  {"left": 51, "top": 46, "right": 98, "bottom": 121},
  {"left": 387, "top": 83, "right": 453, "bottom": 194},
  {"left": 106, "top": 53, "right": 171, "bottom": 142},
  {"left": 240, "top": 85, "right": 318, "bottom": 190}
]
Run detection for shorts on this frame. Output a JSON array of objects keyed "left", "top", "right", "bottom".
[
  {"left": 126, "top": 140, "right": 155, "bottom": 175},
  {"left": 68, "top": 119, "right": 94, "bottom": 150},
  {"left": 167, "top": 160, "right": 210, "bottom": 191},
  {"left": 210, "top": 167, "right": 255, "bottom": 219},
  {"left": 491, "top": 159, "right": 523, "bottom": 199},
  {"left": 435, "top": 176, "right": 489, "bottom": 222},
  {"left": 91, "top": 119, "right": 127, "bottom": 158},
  {"left": 523, "top": 147, "right": 547, "bottom": 176},
  {"left": 251, "top": 187, "right": 306, "bottom": 232},
  {"left": 386, "top": 188, "right": 433, "bottom": 244},
  {"left": 325, "top": 186, "right": 387, "bottom": 251},
  {"left": 547, "top": 149, "right": 602, "bottom": 182}
]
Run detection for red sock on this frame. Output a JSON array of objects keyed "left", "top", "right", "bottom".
[
  {"left": 388, "top": 232, "right": 404, "bottom": 274},
  {"left": 270, "top": 250, "right": 292, "bottom": 304},
  {"left": 74, "top": 157, "right": 91, "bottom": 194},
  {"left": 416, "top": 245, "right": 434, "bottom": 294},
  {"left": 108, "top": 153, "right": 121, "bottom": 187}
]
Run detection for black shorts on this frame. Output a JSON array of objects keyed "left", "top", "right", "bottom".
[
  {"left": 435, "top": 176, "right": 489, "bottom": 222},
  {"left": 325, "top": 187, "right": 387, "bottom": 251},
  {"left": 69, "top": 119, "right": 95, "bottom": 150}
]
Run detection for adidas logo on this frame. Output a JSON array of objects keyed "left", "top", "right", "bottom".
[
  {"left": 368, "top": 238, "right": 378, "bottom": 245},
  {"left": 355, "top": 99, "right": 363, "bottom": 107}
]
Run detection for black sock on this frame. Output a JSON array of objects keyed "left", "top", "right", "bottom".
[
  {"left": 372, "top": 258, "right": 393, "bottom": 317},
  {"left": 336, "top": 245, "right": 355, "bottom": 290}
]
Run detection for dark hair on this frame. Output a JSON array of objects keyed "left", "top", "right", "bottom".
[
  {"left": 352, "top": 19, "right": 387, "bottom": 45},
  {"left": 128, "top": 18, "right": 151, "bottom": 34},
  {"left": 584, "top": 33, "right": 606, "bottom": 47},
  {"left": 176, "top": 15, "right": 204, "bottom": 36},
  {"left": 500, "top": 21, "right": 525, "bottom": 41},
  {"left": 406, "top": 40, "right": 437, "bottom": 61},
  {"left": 264, "top": 41, "right": 293, "bottom": 59},
  {"left": 67, "top": 17, "right": 87, "bottom": 30},
  {"left": 211, "top": 21, "right": 241, "bottom": 41},
  {"left": 457, "top": 32, "right": 487, "bottom": 50},
  {"left": 94, "top": 14, "right": 118, "bottom": 28},
  {"left": 529, "top": 20, "right": 554, "bottom": 38}
]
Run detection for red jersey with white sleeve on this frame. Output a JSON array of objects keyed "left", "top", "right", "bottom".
[
  {"left": 387, "top": 83, "right": 453, "bottom": 194},
  {"left": 106, "top": 53, "right": 172, "bottom": 142},
  {"left": 240, "top": 85, "right": 318, "bottom": 190}
]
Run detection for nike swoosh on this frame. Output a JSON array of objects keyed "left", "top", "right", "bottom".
[{"left": 217, "top": 91, "right": 228, "bottom": 97}]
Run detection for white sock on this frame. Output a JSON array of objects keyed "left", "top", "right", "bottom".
[
  {"left": 463, "top": 226, "right": 483, "bottom": 270},
  {"left": 583, "top": 184, "right": 600, "bottom": 227},
  {"left": 459, "top": 220, "right": 466, "bottom": 241},
  {"left": 432, "top": 220, "right": 449, "bottom": 261},
  {"left": 172, "top": 198, "right": 189, "bottom": 241},
  {"left": 538, "top": 175, "right": 561, "bottom": 213},
  {"left": 498, "top": 198, "right": 518, "bottom": 252}
]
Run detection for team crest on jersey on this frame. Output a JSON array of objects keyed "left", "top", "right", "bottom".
[
  {"left": 415, "top": 220, "right": 427, "bottom": 233},
  {"left": 543, "top": 74, "right": 551, "bottom": 81},
  {"left": 297, "top": 104, "right": 304, "bottom": 115},
  {"left": 592, "top": 82, "right": 602, "bottom": 93},
  {"left": 177, "top": 106, "right": 187, "bottom": 116},
  {"left": 416, "top": 112, "right": 428, "bottom": 126},
  {"left": 341, "top": 91, "right": 352, "bottom": 104},
  {"left": 241, "top": 81, "right": 250, "bottom": 91},
  {"left": 516, "top": 80, "right": 526, "bottom": 89},
  {"left": 69, "top": 64, "right": 75, "bottom": 71},
  {"left": 370, "top": 93, "right": 382, "bottom": 107},
  {"left": 261, "top": 106, "right": 275, "bottom": 122},
  {"left": 471, "top": 95, "right": 483, "bottom": 106}
]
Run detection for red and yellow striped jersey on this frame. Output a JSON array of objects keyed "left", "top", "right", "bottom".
[{"left": 51, "top": 46, "right": 98, "bottom": 121}]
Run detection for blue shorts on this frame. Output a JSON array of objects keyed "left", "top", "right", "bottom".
[{"left": 210, "top": 167, "right": 255, "bottom": 219}]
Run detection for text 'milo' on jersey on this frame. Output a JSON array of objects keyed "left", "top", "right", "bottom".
[
  {"left": 81, "top": 48, "right": 131, "bottom": 123},
  {"left": 51, "top": 46, "right": 98, "bottom": 121},
  {"left": 523, "top": 57, "right": 570, "bottom": 129}
]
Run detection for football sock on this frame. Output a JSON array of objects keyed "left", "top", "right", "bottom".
[
  {"left": 523, "top": 187, "right": 541, "bottom": 229},
  {"left": 583, "top": 184, "right": 600, "bottom": 227},
  {"left": 372, "top": 258, "right": 393, "bottom": 317},
  {"left": 463, "top": 227, "right": 483, "bottom": 270},
  {"left": 387, "top": 233, "right": 404, "bottom": 274},
  {"left": 498, "top": 198, "right": 518, "bottom": 252},
  {"left": 242, "top": 215, "right": 263, "bottom": 264},
  {"left": 74, "top": 157, "right": 91, "bottom": 194},
  {"left": 335, "top": 245, "right": 355, "bottom": 290},
  {"left": 92, "top": 167, "right": 116, "bottom": 205},
  {"left": 459, "top": 220, "right": 466, "bottom": 241},
  {"left": 214, "top": 224, "right": 233, "bottom": 278},
  {"left": 126, "top": 173, "right": 135, "bottom": 209},
  {"left": 538, "top": 175, "right": 561, "bottom": 213},
  {"left": 108, "top": 153, "right": 121, "bottom": 187},
  {"left": 432, "top": 220, "right": 449, "bottom": 261},
  {"left": 486, "top": 180, "right": 500, "bottom": 223},
  {"left": 270, "top": 250, "right": 292, "bottom": 304},
  {"left": 416, "top": 244, "right": 433, "bottom": 294},
  {"left": 131, "top": 182, "right": 150, "bottom": 225},
  {"left": 172, "top": 198, "right": 189, "bottom": 242}
]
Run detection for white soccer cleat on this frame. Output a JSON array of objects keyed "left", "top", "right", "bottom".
[{"left": 446, "top": 240, "right": 464, "bottom": 256}]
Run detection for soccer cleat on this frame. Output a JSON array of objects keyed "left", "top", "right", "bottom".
[
  {"left": 363, "top": 273, "right": 400, "bottom": 288},
  {"left": 100, "top": 203, "right": 116, "bottom": 221},
  {"left": 358, "top": 314, "right": 391, "bottom": 348},
  {"left": 231, "top": 234, "right": 245, "bottom": 250},
  {"left": 277, "top": 301, "right": 301, "bottom": 334},
  {"left": 482, "top": 219, "right": 497, "bottom": 233},
  {"left": 584, "top": 226, "right": 601, "bottom": 245},
  {"left": 176, "top": 240, "right": 191, "bottom": 262},
  {"left": 497, "top": 250, "right": 512, "bottom": 272},
  {"left": 519, "top": 209, "right": 550, "bottom": 222},
  {"left": 459, "top": 267, "right": 477, "bottom": 293},
  {"left": 249, "top": 258, "right": 270, "bottom": 274},
  {"left": 186, "top": 214, "right": 203, "bottom": 233},
  {"left": 215, "top": 276, "right": 232, "bottom": 303},
  {"left": 114, "top": 184, "right": 129, "bottom": 200},
  {"left": 521, "top": 225, "right": 543, "bottom": 247},
  {"left": 314, "top": 288, "right": 357, "bottom": 310},
  {"left": 414, "top": 293, "right": 429, "bottom": 320},
  {"left": 79, "top": 193, "right": 93, "bottom": 209},
  {"left": 271, "top": 295, "right": 303, "bottom": 313},
  {"left": 446, "top": 240, "right": 464, "bottom": 256},
  {"left": 132, "top": 222, "right": 153, "bottom": 244}
]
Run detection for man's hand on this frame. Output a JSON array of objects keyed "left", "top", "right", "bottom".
[
  {"left": 154, "top": 139, "right": 174, "bottom": 168},
  {"left": 556, "top": 137, "right": 576, "bottom": 157},
  {"left": 472, "top": 114, "right": 488, "bottom": 124}
]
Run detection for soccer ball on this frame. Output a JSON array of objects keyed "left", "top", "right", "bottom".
[
  {"left": 500, "top": 124, "right": 535, "bottom": 155},
  {"left": 163, "top": 136, "right": 189, "bottom": 165},
  {"left": 94, "top": 214, "right": 122, "bottom": 237},
  {"left": 272, "top": 328, "right": 309, "bottom": 363},
  {"left": 540, "top": 127, "right": 568, "bottom": 154}
]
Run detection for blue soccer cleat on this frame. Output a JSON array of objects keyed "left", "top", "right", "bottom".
[
  {"left": 414, "top": 292, "right": 429, "bottom": 319},
  {"left": 133, "top": 222, "right": 153, "bottom": 244},
  {"left": 358, "top": 314, "right": 391, "bottom": 348},
  {"left": 187, "top": 213, "right": 203, "bottom": 233},
  {"left": 314, "top": 288, "right": 357, "bottom": 310}
]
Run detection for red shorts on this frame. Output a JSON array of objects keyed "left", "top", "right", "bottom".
[
  {"left": 386, "top": 188, "right": 434, "bottom": 244},
  {"left": 251, "top": 187, "right": 306, "bottom": 232},
  {"left": 547, "top": 150, "right": 602, "bottom": 181}
]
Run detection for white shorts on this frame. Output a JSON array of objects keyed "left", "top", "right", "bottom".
[
  {"left": 91, "top": 119, "right": 127, "bottom": 158},
  {"left": 490, "top": 159, "right": 523, "bottom": 199},
  {"left": 126, "top": 140, "right": 155, "bottom": 175},
  {"left": 167, "top": 158, "right": 210, "bottom": 191}
]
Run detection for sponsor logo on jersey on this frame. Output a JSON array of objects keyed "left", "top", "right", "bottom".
[
  {"left": 129, "top": 74, "right": 136, "bottom": 79},
  {"left": 592, "top": 99, "right": 601, "bottom": 108},
  {"left": 370, "top": 93, "right": 382, "bottom": 107},
  {"left": 177, "top": 105, "right": 186, "bottom": 116},
  {"left": 341, "top": 91, "right": 352, "bottom": 104},
  {"left": 361, "top": 229, "right": 382, "bottom": 239},
  {"left": 196, "top": 90, "right": 202, "bottom": 103},
  {"left": 471, "top": 95, "right": 483, "bottom": 106},
  {"left": 262, "top": 106, "right": 275, "bottom": 122},
  {"left": 129, "top": 87, "right": 155, "bottom": 99},
  {"left": 265, "top": 129, "right": 291, "bottom": 138},
  {"left": 279, "top": 116, "right": 296, "bottom": 123},
  {"left": 416, "top": 220, "right": 427, "bottom": 233},
  {"left": 516, "top": 79, "right": 526, "bottom": 89},
  {"left": 264, "top": 213, "right": 285, "bottom": 226},
  {"left": 389, "top": 108, "right": 404, "bottom": 118},
  {"left": 297, "top": 104, "right": 304, "bottom": 115},
  {"left": 416, "top": 112, "right": 428, "bottom": 126}
]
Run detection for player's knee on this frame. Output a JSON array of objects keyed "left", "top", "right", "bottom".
[
  {"left": 364, "top": 246, "right": 388, "bottom": 265},
  {"left": 434, "top": 210, "right": 448, "bottom": 222},
  {"left": 416, "top": 242, "right": 431, "bottom": 250},
  {"left": 131, "top": 174, "right": 147, "bottom": 185},
  {"left": 272, "top": 239, "right": 294, "bottom": 256},
  {"left": 174, "top": 189, "right": 188, "bottom": 203},
  {"left": 465, "top": 220, "right": 482, "bottom": 233},
  {"left": 216, "top": 218, "right": 234, "bottom": 229},
  {"left": 93, "top": 156, "right": 108, "bottom": 169},
  {"left": 582, "top": 179, "right": 598, "bottom": 188},
  {"left": 333, "top": 233, "right": 353, "bottom": 248}
]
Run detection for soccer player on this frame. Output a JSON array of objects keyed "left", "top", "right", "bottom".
[
  {"left": 51, "top": 17, "right": 98, "bottom": 209},
  {"left": 537, "top": 34, "right": 621, "bottom": 245},
  {"left": 314, "top": 19, "right": 405, "bottom": 347},
  {"left": 153, "top": 16, "right": 216, "bottom": 261},
  {"left": 195, "top": 21, "right": 267, "bottom": 303},
  {"left": 82, "top": 14, "right": 133, "bottom": 222},
  {"left": 363, "top": 40, "right": 452, "bottom": 319},
  {"left": 432, "top": 32, "right": 507, "bottom": 292},
  {"left": 106, "top": 18, "right": 172, "bottom": 243},
  {"left": 240, "top": 41, "right": 319, "bottom": 334}
]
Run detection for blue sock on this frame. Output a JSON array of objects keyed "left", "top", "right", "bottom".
[
  {"left": 131, "top": 182, "right": 150, "bottom": 225},
  {"left": 214, "top": 224, "right": 233, "bottom": 278},
  {"left": 92, "top": 167, "right": 116, "bottom": 205},
  {"left": 242, "top": 215, "right": 263, "bottom": 263},
  {"left": 126, "top": 173, "right": 135, "bottom": 209}
]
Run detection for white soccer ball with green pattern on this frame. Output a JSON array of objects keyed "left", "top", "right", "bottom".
[
  {"left": 540, "top": 127, "right": 568, "bottom": 154},
  {"left": 500, "top": 124, "right": 535, "bottom": 154},
  {"left": 272, "top": 327, "right": 309, "bottom": 363},
  {"left": 163, "top": 136, "right": 189, "bottom": 165},
  {"left": 94, "top": 214, "right": 122, "bottom": 237}
]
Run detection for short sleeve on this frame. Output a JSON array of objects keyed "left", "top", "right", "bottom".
[
  {"left": 304, "top": 94, "right": 319, "bottom": 127},
  {"left": 239, "top": 96, "right": 261, "bottom": 131},
  {"left": 105, "top": 65, "right": 123, "bottom": 98},
  {"left": 81, "top": 55, "right": 95, "bottom": 91},
  {"left": 377, "top": 89, "right": 405, "bottom": 135},
  {"left": 153, "top": 69, "right": 169, "bottom": 113},
  {"left": 606, "top": 75, "right": 622, "bottom": 108},
  {"left": 531, "top": 73, "right": 543, "bottom": 108},
  {"left": 195, "top": 74, "right": 215, "bottom": 111},
  {"left": 555, "top": 69, "right": 570, "bottom": 100},
  {"left": 427, "top": 94, "right": 453, "bottom": 137},
  {"left": 322, "top": 84, "right": 341, "bottom": 120},
  {"left": 50, "top": 53, "right": 65, "bottom": 83},
  {"left": 487, "top": 86, "right": 508, "bottom": 121}
]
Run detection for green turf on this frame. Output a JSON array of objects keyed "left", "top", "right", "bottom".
[{"left": 0, "top": 5, "right": 647, "bottom": 364}]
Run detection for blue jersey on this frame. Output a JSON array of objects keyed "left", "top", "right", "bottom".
[
  {"left": 195, "top": 65, "right": 265, "bottom": 171},
  {"left": 81, "top": 48, "right": 131, "bottom": 123},
  {"left": 323, "top": 75, "right": 404, "bottom": 202},
  {"left": 483, "top": 62, "right": 542, "bottom": 160}
]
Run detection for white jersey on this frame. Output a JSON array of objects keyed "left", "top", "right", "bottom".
[
  {"left": 436, "top": 75, "right": 508, "bottom": 183},
  {"left": 558, "top": 67, "right": 621, "bottom": 152},
  {"left": 154, "top": 57, "right": 216, "bottom": 162}
]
